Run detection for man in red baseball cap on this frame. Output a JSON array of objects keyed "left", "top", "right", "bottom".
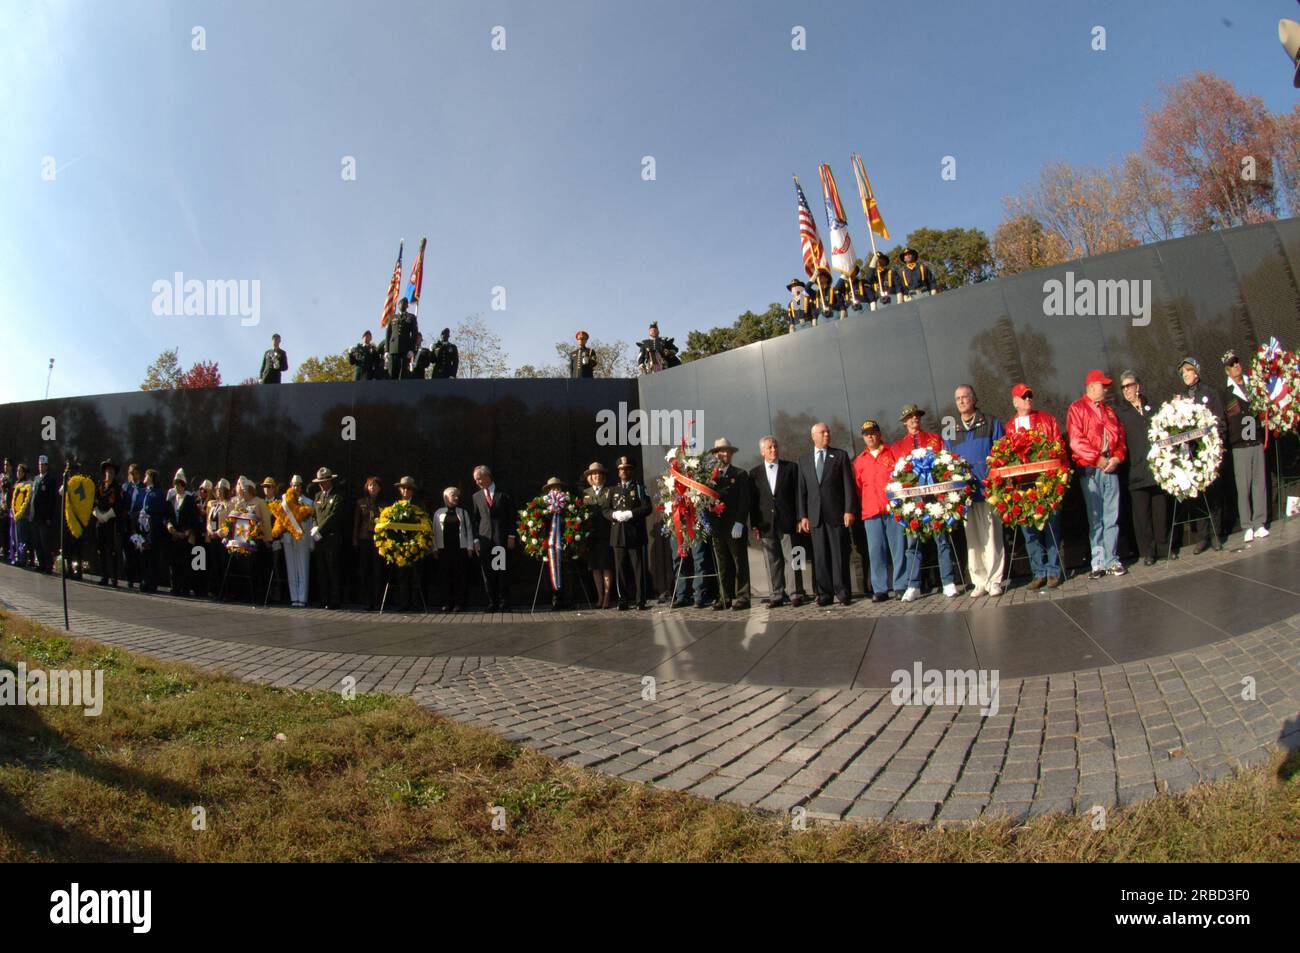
[
  {"left": 1068, "top": 370, "right": 1127, "bottom": 579},
  {"left": 1006, "top": 382, "right": 1068, "bottom": 590}
]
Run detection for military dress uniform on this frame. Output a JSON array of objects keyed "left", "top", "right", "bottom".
[
  {"left": 846, "top": 264, "right": 875, "bottom": 311},
  {"left": 636, "top": 328, "right": 681, "bottom": 375},
  {"left": 787, "top": 278, "right": 813, "bottom": 331},
  {"left": 570, "top": 346, "right": 597, "bottom": 379},
  {"left": 603, "top": 463, "right": 652, "bottom": 609},
  {"left": 898, "top": 252, "right": 937, "bottom": 299},
  {"left": 384, "top": 308, "right": 419, "bottom": 380},
  {"left": 431, "top": 336, "right": 459, "bottom": 379},
  {"left": 811, "top": 271, "right": 845, "bottom": 319},
  {"left": 410, "top": 345, "right": 433, "bottom": 379},
  {"left": 311, "top": 469, "right": 345, "bottom": 608},
  {"left": 868, "top": 256, "right": 900, "bottom": 307},
  {"left": 259, "top": 346, "right": 288, "bottom": 384},
  {"left": 348, "top": 340, "right": 381, "bottom": 381}
]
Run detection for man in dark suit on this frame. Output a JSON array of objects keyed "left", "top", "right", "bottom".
[
  {"left": 604, "top": 456, "right": 652, "bottom": 610},
  {"left": 749, "top": 435, "right": 808, "bottom": 607},
  {"left": 29, "top": 454, "right": 58, "bottom": 573},
  {"left": 706, "top": 438, "right": 752, "bottom": 610},
  {"left": 796, "top": 422, "right": 857, "bottom": 606},
  {"left": 384, "top": 298, "right": 419, "bottom": 380},
  {"left": 259, "top": 334, "right": 288, "bottom": 384},
  {"left": 471, "top": 465, "right": 515, "bottom": 610},
  {"left": 310, "top": 466, "right": 345, "bottom": 609}
]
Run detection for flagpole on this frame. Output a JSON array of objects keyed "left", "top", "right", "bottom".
[
  {"left": 794, "top": 174, "right": 828, "bottom": 314},
  {"left": 853, "top": 155, "right": 885, "bottom": 306}
]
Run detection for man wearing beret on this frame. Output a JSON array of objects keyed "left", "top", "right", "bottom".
[
  {"left": 890, "top": 404, "right": 960, "bottom": 601},
  {"left": 431, "top": 328, "right": 460, "bottom": 379}
]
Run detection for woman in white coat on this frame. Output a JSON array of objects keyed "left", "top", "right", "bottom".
[{"left": 280, "top": 474, "right": 316, "bottom": 608}]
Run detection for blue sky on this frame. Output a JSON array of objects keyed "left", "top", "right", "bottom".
[{"left": 1, "top": 0, "right": 1295, "bottom": 401}]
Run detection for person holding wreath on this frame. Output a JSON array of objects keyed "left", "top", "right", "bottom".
[
  {"left": 1006, "top": 383, "right": 1068, "bottom": 589},
  {"left": 891, "top": 404, "right": 959, "bottom": 601},
  {"left": 1223, "top": 349, "right": 1269, "bottom": 542},
  {"left": 581, "top": 462, "right": 615, "bottom": 609},
  {"left": 1178, "top": 356, "right": 1226, "bottom": 554}
]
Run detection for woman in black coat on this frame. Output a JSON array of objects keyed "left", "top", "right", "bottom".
[
  {"left": 581, "top": 462, "right": 614, "bottom": 609},
  {"left": 1116, "top": 370, "right": 1169, "bottom": 564}
]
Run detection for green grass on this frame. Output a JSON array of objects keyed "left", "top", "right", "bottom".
[{"left": 0, "top": 609, "right": 1296, "bottom": 862}]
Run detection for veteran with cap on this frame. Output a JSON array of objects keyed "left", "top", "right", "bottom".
[
  {"left": 891, "top": 403, "right": 960, "bottom": 601},
  {"left": 706, "top": 437, "right": 752, "bottom": 611},
  {"left": 310, "top": 466, "right": 345, "bottom": 609},
  {"left": 1068, "top": 370, "right": 1127, "bottom": 578},
  {"left": 1007, "top": 382, "right": 1068, "bottom": 589},
  {"left": 853, "top": 420, "right": 907, "bottom": 602}
]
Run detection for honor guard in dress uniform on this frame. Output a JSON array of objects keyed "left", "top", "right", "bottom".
[
  {"left": 813, "top": 267, "right": 845, "bottom": 320},
  {"left": 846, "top": 259, "right": 875, "bottom": 312},
  {"left": 348, "top": 330, "right": 382, "bottom": 381},
  {"left": 868, "top": 252, "right": 900, "bottom": 307},
  {"left": 786, "top": 278, "right": 813, "bottom": 331},
  {"left": 636, "top": 322, "right": 681, "bottom": 375},
  {"left": 384, "top": 298, "right": 419, "bottom": 380},
  {"left": 604, "top": 456, "right": 652, "bottom": 609},
  {"left": 570, "top": 331, "right": 598, "bottom": 378},
  {"left": 409, "top": 333, "right": 433, "bottom": 379},
  {"left": 93, "top": 459, "right": 124, "bottom": 587},
  {"left": 259, "top": 334, "right": 288, "bottom": 384},
  {"left": 898, "top": 248, "right": 937, "bottom": 300},
  {"left": 431, "top": 328, "right": 459, "bottom": 379}
]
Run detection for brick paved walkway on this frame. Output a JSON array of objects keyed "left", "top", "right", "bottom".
[{"left": 2, "top": 531, "right": 1298, "bottom": 825}]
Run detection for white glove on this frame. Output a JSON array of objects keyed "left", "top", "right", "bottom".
[
  {"left": 730, "top": 523, "right": 744, "bottom": 540},
  {"left": 310, "top": 526, "right": 322, "bottom": 542},
  {"left": 615, "top": 510, "right": 633, "bottom": 522},
  {"left": 272, "top": 539, "right": 283, "bottom": 552}
]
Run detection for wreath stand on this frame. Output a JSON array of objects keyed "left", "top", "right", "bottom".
[
  {"left": 1167, "top": 495, "right": 1220, "bottom": 558},
  {"left": 913, "top": 532, "right": 967, "bottom": 592},
  {"left": 1271, "top": 432, "right": 1300, "bottom": 520},
  {"left": 1000, "top": 520, "right": 1068, "bottom": 588},
  {"left": 530, "top": 556, "right": 594, "bottom": 614},
  {"left": 379, "top": 562, "right": 427, "bottom": 615},
  {"left": 666, "top": 534, "right": 718, "bottom": 608},
  {"left": 218, "top": 548, "right": 276, "bottom": 607}
]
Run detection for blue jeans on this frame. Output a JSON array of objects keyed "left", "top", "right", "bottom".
[
  {"left": 1080, "top": 467, "right": 1122, "bottom": 570},
  {"left": 864, "top": 514, "right": 908, "bottom": 594},
  {"left": 1021, "top": 511, "right": 1061, "bottom": 578},
  {"left": 905, "top": 531, "right": 955, "bottom": 589},
  {"left": 673, "top": 537, "right": 715, "bottom": 604}
]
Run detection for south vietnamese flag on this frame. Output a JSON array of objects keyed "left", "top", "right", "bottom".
[{"left": 405, "top": 237, "right": 426, "bottom": 314}]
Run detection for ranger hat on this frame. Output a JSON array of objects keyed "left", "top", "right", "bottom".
[
  {"left": 541, "top": 476, "right": 566, "bottom": 490},
  {"left": 706, "top": 437, "right": 739, "bottom": 454},
  {"left": 394, "top": 475, "right": 418, "bottom": 490},
  {"left": 312, "top": 467, "right": 339, "bottom": 483},
  {"left": 581, "top": 461, "right": 608, "bottom": 478},
  {"left": 898, "top": 403, "right": 925, "bottom": 422},
  {"left": 786, "top": 277, "right": 807, "bottom": 290}
]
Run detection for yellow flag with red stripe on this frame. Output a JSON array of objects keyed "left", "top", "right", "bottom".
[{"left": 851, "top": 154, "right": 890, "bottom": 241}]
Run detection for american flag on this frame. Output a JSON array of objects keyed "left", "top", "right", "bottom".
[
  {"left": 379, "top": 241, "right": 403, "bottom": 328},
  {"left": 794, "top": 176, "right": 827, "bottom": 278}
]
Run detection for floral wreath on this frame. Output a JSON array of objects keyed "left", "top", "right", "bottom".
[
  {"left": 886, "top": 447, "right": 973, "bottom": 541},
  {"left": 656, "top": 442, "right": 724, "bottom": 556},
  {"left": 374, "top": 500, "right": 433, "bottom": 567},
  {"left": 221, "top": 508, "right": 260, "bottom": 554},
  {"left": 517, "top": 489, "right": 591, "bottom": 591},
  {"left": 1147, "top": 397, "right": 1224, "bottom": 501},
  {"left": 10, "top": 482, "right": 31, "bottom": 521},
  {"left": 1246, "top": 337, "right": 1300, "bottom": 438},
  {"left": 269, "top": 486, "right": 314, "bottom": 541},
  {"left": 983, "top": 429, "right": 1071, "bottom": 529}
]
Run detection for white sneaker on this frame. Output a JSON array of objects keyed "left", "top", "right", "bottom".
[
  {"left": 1243, "top": 528, "right": 1254, "bottom": 543},
  {"left": 901, "top": 587, "right": 921, "bottom": 603},
  {"left": 988, "top": 583, "right": 1003, "bottom": 597},
  {"left": 1255, "top": 526, "right": 1270, "bottom": 538},
  {"left": 943, "top": 583, "right": 960, "bottom": 598}
]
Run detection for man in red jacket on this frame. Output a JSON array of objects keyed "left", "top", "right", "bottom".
[
  {"left": 1006, "top": 383, "right": 1068, "bottom": 589},
  {"left": 853, "top": 420, "right": 907, "bottom": 601},
  {"left": 890, "top": 404, "right": 959, "bottom": 601},
  {"left": 1067, "top": 369, "right": 1128, "bottom": 578}
]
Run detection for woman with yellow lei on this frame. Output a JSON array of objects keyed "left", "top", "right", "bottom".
[{"left": 271, "top": 474, "right": 316, "bottom": 608}]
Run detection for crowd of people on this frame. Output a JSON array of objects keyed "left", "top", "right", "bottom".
[{"left": 0, "top": 350, "right": 1278, "bottom": 612}]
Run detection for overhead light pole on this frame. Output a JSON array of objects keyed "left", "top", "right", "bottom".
[{"left": 45, "top": 358, "right": 54, "bottom": 399}]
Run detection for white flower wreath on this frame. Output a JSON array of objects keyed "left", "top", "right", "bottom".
[{"left": 1147, "top": 397, "right": 1224, "bottom": 500}]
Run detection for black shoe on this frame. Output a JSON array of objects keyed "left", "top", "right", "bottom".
[
  {"left": 97, "top": 577, "right": 108, "bottom": 586},
  {"left": 618, "top": 603, "right": 629, "bottom": 611},
  {"left": 1142, "top": 556, "right": 1156, "bottom": 567},
  {"left": 1193, "top": 540, "right": 1210, "bottom": 555},
  {"left": 670, "top": 599, "right": 691, "bottom": 609},
  {"left": 768, "top": 595, "right": 789, "bottom": 608},
  {"left": 1088, "top": 569, "right": 1105, "bottom": 579},
  {"left": 732, "top": 600, "right": 750, "bottom": 611},
  {"left": 441, "top": 605, "right": 452, "bottom": 612},
  {"left": 790, "top": 595, "right": 805, "bottom": 608},
  {"left": 872, "top": 593, "right": 888, "bottom": 603},
  {"left": 816, "top": 596, "right": 833, "bottom": 607},
  {"left": 837, "top": 596, "right": 852, "bottom": 606},
  {"left": 712, "top": 600, "right": 728, "bottom": 611}
]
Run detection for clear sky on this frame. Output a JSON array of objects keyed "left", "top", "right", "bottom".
[{"left": 1, "top": 0, "right": 1294, "bottom": 402}]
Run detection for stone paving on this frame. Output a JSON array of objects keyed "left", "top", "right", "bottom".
[{"left": 3, "top": 554, "right": 1298, "bottom": 826}]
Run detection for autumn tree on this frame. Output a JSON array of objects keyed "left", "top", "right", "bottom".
[
  {"left": 141, "top": 348, "right": 182, "bottom": 390},
  {"left": 1275, "top": 104, "right": 1300, "bottom": 217},
  {"left": 454, "top": 314, "right": 508, "bottom": 378},
  {"left": 991, "top": 211, "right": 1070, "bottom": 276},
  {"left": 176, "top": 360, "right": 222, "bottom": 389},
  {"left": 1141, "top": 71, "right": 1279, "bottom": 230},
  {"left": 1008, "top": 160, "right": 1137, "bottom": 261},
  {"left": 1117, "top": 153, "right": 1182, "bottom": 243},
  {"left": 291, "top": 352, "right": 351, "bottom": 383}
]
